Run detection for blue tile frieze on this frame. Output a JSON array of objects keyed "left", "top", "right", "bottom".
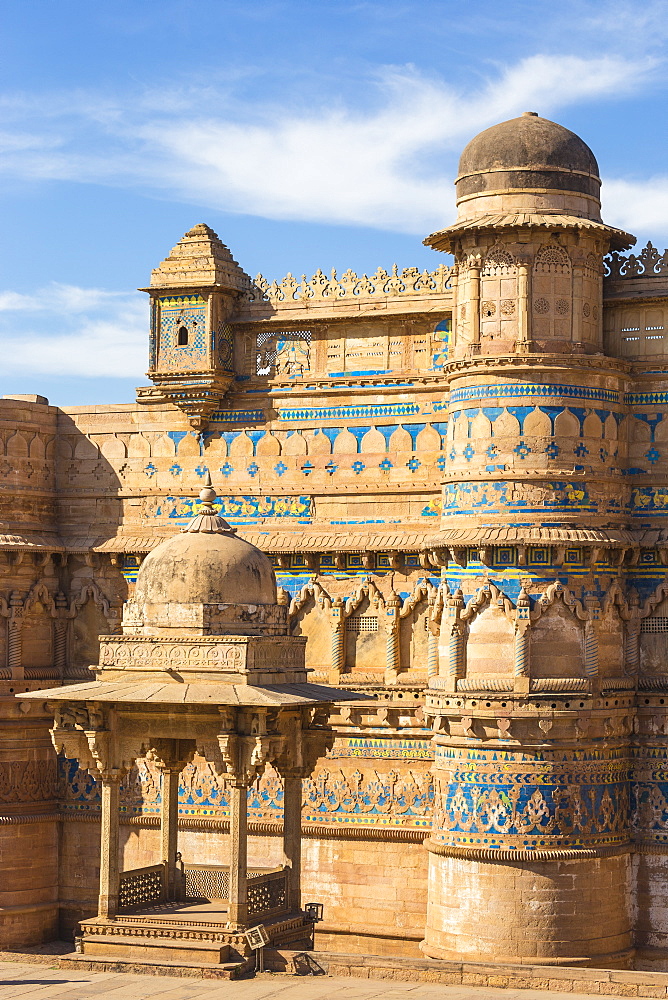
[
  {"left": 449, "top": 383, "right": 621, "bottom": 405},
  {"left": 432, "top": 746, "right": 631, "bottom": 851},
  {"left": 146, "top": 494, "right": 313, "bottom": 521}
]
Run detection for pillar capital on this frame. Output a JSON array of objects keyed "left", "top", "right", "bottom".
[{"left": 148, "top": 738, "right": 197, "bottom": 772}]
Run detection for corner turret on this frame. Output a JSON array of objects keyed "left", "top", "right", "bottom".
[{"left": 142, "top": 224, "right": 252, "bottom": 434}]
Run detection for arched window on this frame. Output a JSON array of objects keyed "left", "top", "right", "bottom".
[{"left": 177, "top": 326, "right": 189, "bottom": 346}]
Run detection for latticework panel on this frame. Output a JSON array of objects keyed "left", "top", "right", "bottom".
[
  {"left": 247, "top": 870, "right": 288, "bottom": 917},
  {"left": 184, "top": 866, "right": 229, "bottom": 900},
  {"left": 119, "top": 865, "right": 165, "bottom": 910},
  {"left": 183, "top": 866, "right": 266, "bottom": 901}
]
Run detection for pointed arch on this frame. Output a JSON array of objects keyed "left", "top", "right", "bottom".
[
  {"left": 531, "top": 581, "right": 587, "bottom": 622},
  {"left": 256, "top": 432, "right": 281, "bottom": 457},
  {"left": 523, "top": 407, "right": 551, "bottom": 438},
  {"left": 554, "top": 408, "right": 580, "bottom": 438},
  {"left": 229, "top": 432, "right": 255, "bottom": 458},
  {"left": 288, "top": 577, "right": 333, "bottom": 619},
  {"left": 482, "top": 244, "right": 516, "bottom": 274},
  {"left": 24, "top": 582, "right": 57, "bottom": 616},
  {"left": 288, "top": 577, "right": 333, "bottom": 676},
  {"left": 69, "top": 580, "right": 111, "bottom": 617},
  {"left": 534, "top": 244, "right": 571, "bottom": 273}
]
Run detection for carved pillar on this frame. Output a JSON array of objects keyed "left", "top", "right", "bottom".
[
  {"left": 468, "top": 264, "right": 481, "bottom": 350},
  {"left": 427, "top": 597, "right": 440, "bottom": 682},
  {"left": 54, "top": 592, "right": 68, "bottom": 678},
  {"left": 571, "top": 264, "right": 584, "bottom": 347},
  {"left": 98, "top": 769, "right": 122, "bottom": 919},
  {"left": 584, "top": 595, "right": 601, "bottom": 683},
  {"left": 330, "top": 598, "right": 345, "bottom": 682},
  {"left": 152, "top": 738, "right": 195, "bottom": 901},
  {"left": 314, "top": 323, "right": 329, "bottom": 375},
  {"left": 160, "top": 766, "right": 181, "bottom": 900},
  {"left": 228, "top": 781, "right": 248, "bottom": 928},
  {"left": 282, "top": 773, "right": 303, "bottom": 911},
  {"left": 440, "top": 588, "right": 465, "bottom": 690},
  {"left": 8, "top": 593, "right": 23, "bottom": 679},
  {"left": 517, "top": 260, "right": 531, "bottom": 351},
  {"left": 514, "top": 587, "right": 531, "bottom": 693},
  {"left": 449, "top": 265, "right": 459, "bottom": 352},
  {"left": 625, "top": 616, "right": 641, "bottom": 676},
  {"left": 384, "top": 592, "right": 401, "bottom": 685}
]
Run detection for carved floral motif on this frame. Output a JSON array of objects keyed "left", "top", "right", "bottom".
[{"left": 0, "top": 759, "right": 58, "bottom": 803}]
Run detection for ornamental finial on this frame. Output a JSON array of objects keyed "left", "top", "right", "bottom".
[{"left": 182, "top": 473, "right": 236, "bottom": 535}]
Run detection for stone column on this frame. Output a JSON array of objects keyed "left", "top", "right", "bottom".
[
  {"left": 228, "top": 781, "right": 248, "bottom": 928},
  {"left": 439, "top": 588, "right": 465, "bottom": 691},
  {"left": 329, "top": 599, "right": 345, "bottom": 682},
  {"left": 514, "top": 587, "right": 531, "bottom": 694},
  {"left": 160, "top": 766, "right": 181, "bottom": 900},
  {"left": 427, "top": 615, "right": 440, "bottom": 681},
  {"left": 517, "top": 260, "right": 531, "bottom": 350},
  {"left": 53, "top": 615, "right": 68, "bottom": 679},
  {"left": 468, "top": 264, "right": 481, "bottom": 351},
  {"left": 625, "top": 616, "right": 641, "bottom": 676},
  {"left": 571, "top": 264, "right": 584, "bottom": 347},
  {"left": 282, "top": 773, "right": 303, "bottom": 911},
  {"left": 384, "top": 593, "right": 401, "bottom": 685},
  {"left": 8, "top": 593, "right": 23, "bottom": 680},
  {"left": 449, "top": 265, "right": 459, "bottom": 352},
  {"left": 98, "top": 769, "right": 122, "bottom": 919},
  {"left": 584, "top": 594, "right": 601, "bottom": 684}
]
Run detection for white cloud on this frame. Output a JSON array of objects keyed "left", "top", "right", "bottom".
[
  {"left": 0, "top": 52, "right": 659, "bottom": 234},
  {"left": 602, "top": 176, "right": 668, "bottom": 237},
  {"left": 134, "top": 54, "right": 659, "bottom": 234},
  {"left": 0, "top": 283, "right": 147, "bottom": 377}
]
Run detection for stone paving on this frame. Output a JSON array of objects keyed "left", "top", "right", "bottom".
[{"left": 0, "top": 962, "right": 604, "bottom": 1000}]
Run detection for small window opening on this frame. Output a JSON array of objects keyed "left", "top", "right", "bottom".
[{"left": 177, "top": 326, "right": 189, "bottom": 346}]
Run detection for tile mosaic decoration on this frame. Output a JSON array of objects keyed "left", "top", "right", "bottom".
[
  {"left": 147, "top": 494, "right": 313, "bottom": 520},
  {"left": 433, "top": 745, "right": 631, "bottom": 851},
  {"left": 278, "top": 404, "right": 420, "bottom": 421},
  {"left": 449, "top": 383, "right": 620, "bottom": 405},
  {"left": 210, "top": 409, "right": 266, "bottom": 423},
  {"left": 158, "top": 295, "right": 208, "bottom": 371}
]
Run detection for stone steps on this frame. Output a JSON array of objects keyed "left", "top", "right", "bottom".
[{"left": 58, "top": 951, "right": 253, "bottom": 979}]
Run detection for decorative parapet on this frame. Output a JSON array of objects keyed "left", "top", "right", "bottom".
[
  {"left": 244, "top": 263, "right": 452, "bottom": 306},
  {"left": 605, "top": 241, "right": 668, "bottom": 279}
]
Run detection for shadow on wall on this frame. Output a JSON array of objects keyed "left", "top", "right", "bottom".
[{"left": 55, "top": 412, "right": 127, "bottom": 673}]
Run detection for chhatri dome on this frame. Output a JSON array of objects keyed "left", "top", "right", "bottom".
[
  {"left": 456, "top": 111, "right": 601, "bottom": 220},
  {"left": 134, "top": 474, "right": 276, "bottom": 608},
  {"left": 425, "top": 110, "right": 634, "bottom": 251}
]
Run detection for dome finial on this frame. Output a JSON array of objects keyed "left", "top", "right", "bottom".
[
  {"left": 199, "top": 469, "right": 216, "bottom": 505},
  {"left": 183, "top": 474, "right": 236, "bottom": 535}
]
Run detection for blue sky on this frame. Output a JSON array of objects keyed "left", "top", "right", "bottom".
[{"left": 1, "top": 0, "right": 667, "bottom": 406}]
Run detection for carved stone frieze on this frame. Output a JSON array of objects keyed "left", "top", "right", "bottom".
[
  {"left": 0, "top": 759, "right": 58, "bottom": 803},
  {"left": 99, "top": 636, "right": 246, "bottom": 672}
]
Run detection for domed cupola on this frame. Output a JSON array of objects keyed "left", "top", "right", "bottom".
[
  {"left": 425, "top": 112, "right": 634, "bottom": 253},
  {"left": 126, "top": 474, "right": 281, "bottom": 637},
  {"left": 455, "top": 111, "right": 601, "bottom": 222}
]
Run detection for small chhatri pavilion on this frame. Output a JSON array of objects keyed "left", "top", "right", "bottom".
[{"left": 26, "top": 476, "right": 361, "bottom": 968}]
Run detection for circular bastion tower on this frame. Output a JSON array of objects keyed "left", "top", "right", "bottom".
[{"left": 422, "top": 114, "right": 638, "bottom": 966}]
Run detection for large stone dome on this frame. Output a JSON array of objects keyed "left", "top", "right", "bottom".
[
  {"left": 454, "top": 111, "right": 602, "bottom": 222},
  {"left": 134, "top": 531, "right": 277, "bottom": 606}
]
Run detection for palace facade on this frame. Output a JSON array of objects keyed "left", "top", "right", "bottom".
[{"left": 2, "top": 111, "right": 668, "bottom": 969}]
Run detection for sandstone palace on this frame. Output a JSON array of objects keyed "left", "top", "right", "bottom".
[{"left": 3, "top": 112, "right": 668, "bottom": 972}]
